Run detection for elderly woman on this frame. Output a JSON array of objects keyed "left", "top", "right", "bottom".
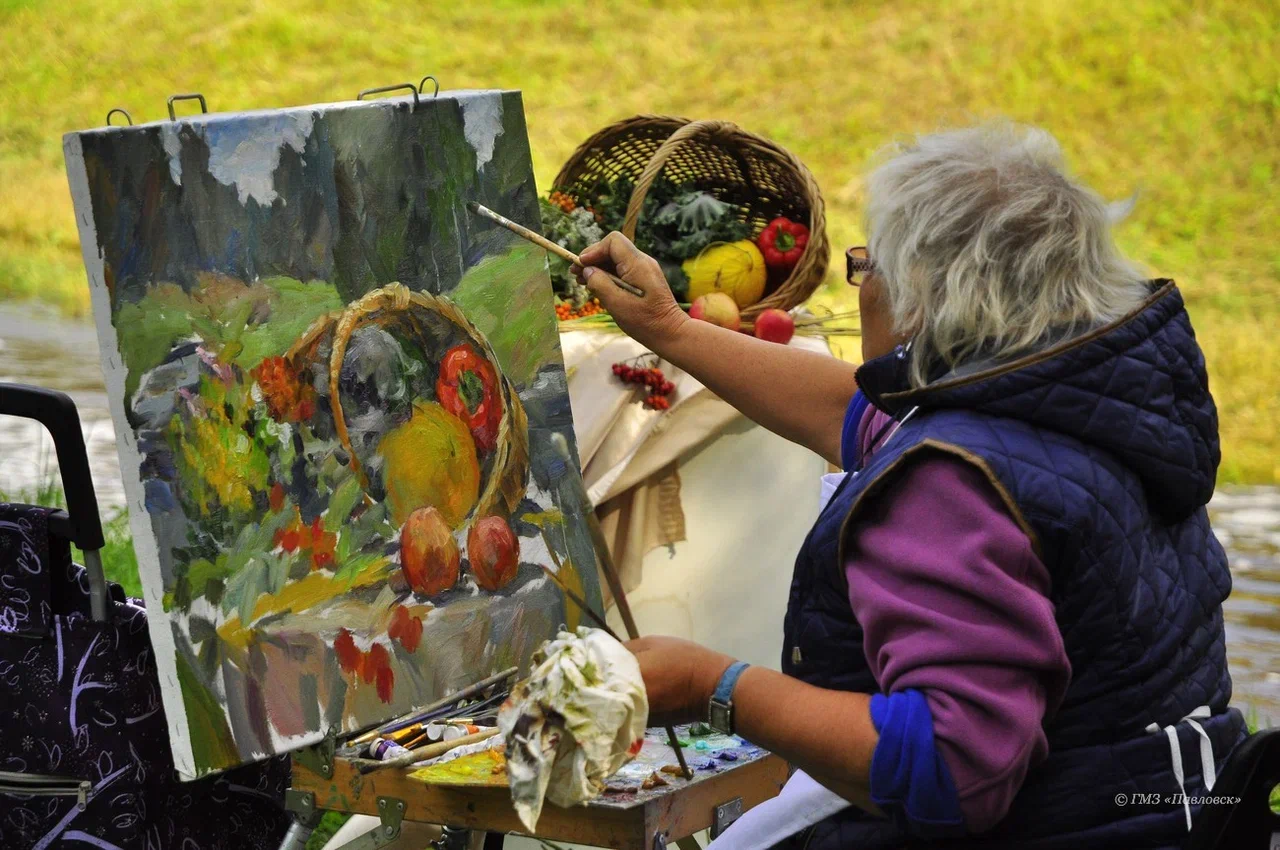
[{"left": 573, "top": 123, "right": 1244, "bottom": 849}]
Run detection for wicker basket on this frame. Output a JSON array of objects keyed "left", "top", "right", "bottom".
[
  {"left": 287, "top": 283, "right": 529, "bottom": 524},
  {"left": 553, "top": 115, "right": 829, "bottom": 320}
]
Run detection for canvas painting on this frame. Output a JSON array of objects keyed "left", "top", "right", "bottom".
[{"left": 63, "top": 90, "right": 601, "bottom": 777}]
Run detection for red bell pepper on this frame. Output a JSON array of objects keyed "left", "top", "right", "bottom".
[
  {"left": 436, "top": 344, "right": 501, "bottom": 454},
  {"left": 757, "top": 217, "right": 810, "bottom": 270}
]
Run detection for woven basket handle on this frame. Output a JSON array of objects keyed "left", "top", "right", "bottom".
[{"left": 621, "top": 119, "right": 742, "bottom": 240}]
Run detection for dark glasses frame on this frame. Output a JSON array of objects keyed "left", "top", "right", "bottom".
[{"left": 846, "top": 246, "right": 874, "bottom": 287}]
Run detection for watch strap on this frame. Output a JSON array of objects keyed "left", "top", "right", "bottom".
[
  {"left": 708, "top": 661, "right": 750, "bottom": 733},
  {"left": 711, "top": 661, "right": 750, "bottom": 707}
]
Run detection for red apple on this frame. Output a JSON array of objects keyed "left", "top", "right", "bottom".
[
  {"left": 468, "top": 516, "right": 520, "bottom": 591},
  {"left": 400, "top": 506, "right": 460, "bottom": 596},
  {"left": 753, "top": 308, "right": 795, "bottom": 345},
  {"left": 689, "top": 292, "right": 741, "bottom": 332}
]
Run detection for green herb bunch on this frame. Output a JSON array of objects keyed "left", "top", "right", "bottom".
[{"left": 541, "top": 178, "right": 751, "bottom": 303}]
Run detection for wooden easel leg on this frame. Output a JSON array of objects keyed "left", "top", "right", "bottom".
[{"left": 675, "top": 837, "right": 704, "bottom": 850}]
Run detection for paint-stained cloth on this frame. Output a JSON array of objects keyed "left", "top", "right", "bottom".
[{"left": 498, "top": 627, "right": 648, "bottom": 832}]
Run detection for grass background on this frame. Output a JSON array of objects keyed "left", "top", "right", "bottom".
[{"left": 0, "top": 0, "right": 1276, "bottom": 485}]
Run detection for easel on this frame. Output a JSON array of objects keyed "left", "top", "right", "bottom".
[
  {"left": 104, "top": 81, "right": 791, "bottom": 849},
  {"left": 281, "top": 727, "right": 787, "bottom": 850}
]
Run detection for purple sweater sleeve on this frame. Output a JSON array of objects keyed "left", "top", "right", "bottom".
[{"left": 845, "top": 417, "right": 1072, "bottom": 832}]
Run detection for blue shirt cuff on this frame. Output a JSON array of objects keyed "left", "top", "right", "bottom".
[{"left": 869, "top": 689, "right": 967, "bottom": 837}]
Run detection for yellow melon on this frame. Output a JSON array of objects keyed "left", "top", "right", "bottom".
[{"left": 683, "top": 240, "right": 768, "bottom": 309}]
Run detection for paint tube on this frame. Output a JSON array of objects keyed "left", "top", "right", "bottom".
[
  {"left": 367, "top": 738, "right": 412, "bottom": 760},
  {"left": 425, "top": 721, "right": 480, "bottom": 742}
]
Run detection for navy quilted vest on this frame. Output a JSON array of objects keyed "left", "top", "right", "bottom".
[{"left": 780, "top": 282, "right": 1246, "bottom": 849}]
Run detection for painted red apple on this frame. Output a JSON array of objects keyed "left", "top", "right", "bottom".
[
  {"left": 468, "top": 516, "right": 520, "bottom": 591},
  {"left": 689, "top": 292, "right": 741, "bottom": 332},
  {"left": 400, "top": 506, "right": 460, "bottom": 596},
  {"left": 753, "top": 308, "right": 795, "bottom": 345}
]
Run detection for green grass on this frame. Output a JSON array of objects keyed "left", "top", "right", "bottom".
[
  {"left": 0, "top": 0, "right": 1275, "bottom": 481},
  {"left": 305, "top": 811, "right": 350, "bottom": 850},
  {"left": 0, "top": 474, "right": 141, "bottom": 597}
]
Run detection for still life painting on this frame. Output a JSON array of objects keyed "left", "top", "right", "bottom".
[{"left": 63, "top": 90, "right": 600, "bottom": 778}]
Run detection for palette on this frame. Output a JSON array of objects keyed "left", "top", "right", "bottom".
[
  {"left": 593, "top": 726, "right": 768, "bottom": 807},
  {"left": 404, "top": 724, "right": 768, "bottom": 806},
  {"left": 294, "top": 722, "right": 786, "bottom": 850}
]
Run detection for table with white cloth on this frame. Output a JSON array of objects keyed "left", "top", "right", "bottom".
[{"left": 560, "top": 330, "right": 830, "bottom": 669}]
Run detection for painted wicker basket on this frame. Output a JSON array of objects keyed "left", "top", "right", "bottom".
[
  {"left": 553, "top": 114, "right": 830, "bottom": 320},
  {"left": 287, "top": 283, "right": 529, "bottom": 523}
]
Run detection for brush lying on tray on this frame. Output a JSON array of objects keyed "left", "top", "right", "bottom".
[{"left": 339, "top": 667, "right": 516, "bottom": 773}]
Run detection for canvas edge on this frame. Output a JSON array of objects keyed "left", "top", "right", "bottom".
[
  {"left": 499, "top": 90, "right": 603, "bottom": 614},
  {"left": 66, "top": 88, "right": 522, "bottom": 136},
  {"left": 61, "top": 132, "right": 200, "bottom": 779}
]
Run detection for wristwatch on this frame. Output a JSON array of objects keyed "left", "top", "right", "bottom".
[{"left": 707, "top": 661, "right": 750, "bottom": 735}]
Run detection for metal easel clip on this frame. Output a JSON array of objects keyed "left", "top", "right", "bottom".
[
  {"left": 167, "top": 93, "right": 208, "bottom": 121},
  {"left": 279, "top": 789, "right": 324, "bottom": 850},
  {"left": 306, "top": 796, "right": 405, "bottom": 850},
  {"left": 105, "top": 108, "right": 133, "bottom": 127},
  {"left": 357, "top": 83, "right": 419, "bottom": 112}
]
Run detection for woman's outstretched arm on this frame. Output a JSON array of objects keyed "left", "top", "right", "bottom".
[{"left": 575, "top": 232, "right": 857, "bottom": 467}]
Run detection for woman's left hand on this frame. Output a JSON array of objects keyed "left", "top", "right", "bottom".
[{"left": 625, "top": 636, "right": 737, "bottom": 726}]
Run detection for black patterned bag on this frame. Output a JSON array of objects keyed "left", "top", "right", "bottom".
[
  {"left": 0, "top": 382, "right": 292, "bottom": 850},
  {"left": 0, "top": 502, "right": 292, "bottom": 850}
]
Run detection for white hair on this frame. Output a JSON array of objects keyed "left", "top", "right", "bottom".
[{"left": 865, "top": 122, "right": 1149, "bottom": 387}]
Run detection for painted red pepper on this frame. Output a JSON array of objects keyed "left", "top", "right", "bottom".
[
  {"left": 436, "top": 344, "right": 501, "bottom": 454},
  {"left": 757, "top": 217, "right": 810, "bottom": 270}
]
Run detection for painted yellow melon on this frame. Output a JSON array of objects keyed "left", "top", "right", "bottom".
[{"left": 378, "top": 402, "right": 480, "bottom": 527}]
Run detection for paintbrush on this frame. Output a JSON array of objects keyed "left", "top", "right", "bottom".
[
  {"left": 357, "top": 727, "right": 501, "bottom": 775},
  {"left": 466, "top": 201, "right": 646, "bottom": 299},
  {"left": 347, "top": 666, "right": 518, "bottom": 745},
  {"left": 548, "top": 433, "right": 693, "bottom": 780},
  {"left": 537, "top": 563, "right": 620, "bottom": 639},
  {"left": 535, "top": 525, "right": 622, "bottom": 640}
]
